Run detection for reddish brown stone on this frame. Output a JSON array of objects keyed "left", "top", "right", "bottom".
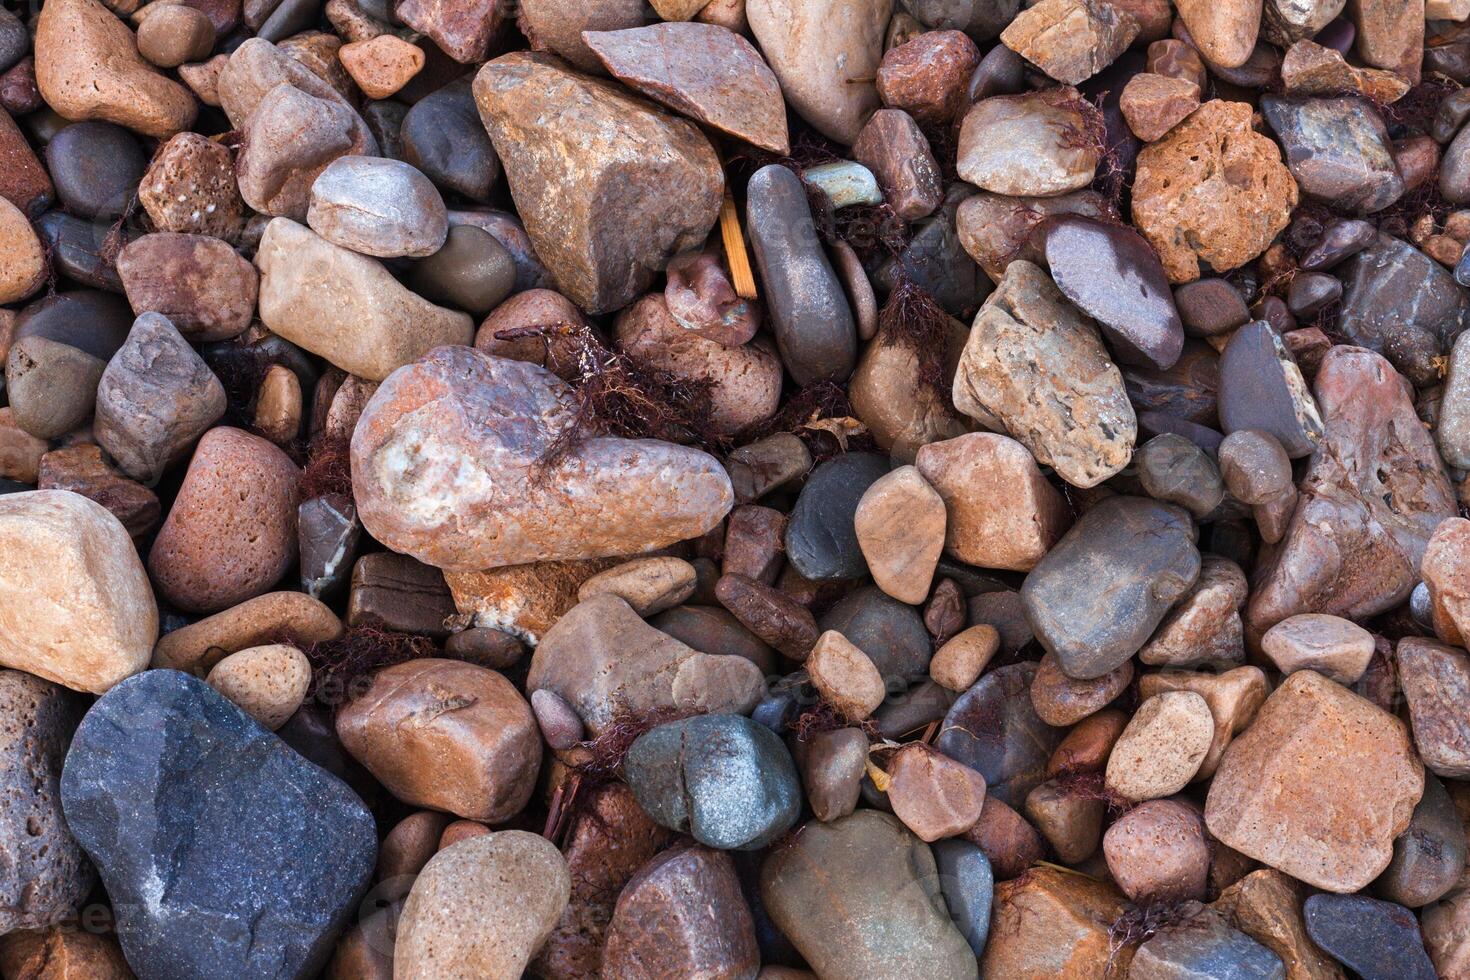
[
  {"left": 117, "top": 233, "right": 258, "bottom": 342},
  {"left": 1398, "top": 637, "right": 1470, "bottom": 779},
  {"left": 1030, "top": 652, "right": 1131, "bottom": 727},
  {"left": 1047, "top": 708, "right": 1128, "bottom": 777},
  {"left": 0, "top": 108, "right": 52, "bottom": 218},
  {"left": 38, "top": 445, "right": 160, "bottom": 540},
  {"left": 715, "top": 573, "right": 819, "bottom": 660},
  {"left": 139, "top": 132, "right": 247, "bottom": 242},
  {"left": 1212, "top": 869, "right": 1345, "bottom": 980},
  {"left": 1104, "top": 798, "right": 1210, "bottom": 904},
  {"left": 1120, "top": 72, "right": 1200, "bottom": 142},
  {"left": 0, "top": 58, "right": 41, "bottom": 116},
  {"left": 0, "top": 927, "right": 134, "bottom": 980},
  {"left": 1422, "top": 517, "right": 1470, "bottom": 646},
  {"left": 397, "top": 0, "right": 507, "bottom": 62},
  {"left": 961, "top": 795, "right": 1045, "bottom": 880},
  {"left": 983, "top": 867, "right": 1134, "bottom": 976},
  {"left": 876, "top": 30, "right": 980, "bottom": 125},
  {"left": 1024, "top": 778, "right": 1105, "bottom": 864}
]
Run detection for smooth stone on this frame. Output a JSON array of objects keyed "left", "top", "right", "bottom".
[
  {"left": 473, "top": 52, "right": 722, "bottom": 315},
  {"left": 530, "top": 594, "right": 764, "bottom": 734},
  {"left": 60, "top": 670, "right": 376, "bottom": 980},
  {"left": 514, "top": 0, "right": 648, "bottom": 74},
  {"left": 1105, "top": 690, "right": 1214, "bottom": 801},
  {"left": 396, "top": 832, "right": 571, "bottom": 980},
  {"left": 1024, "top": 777, "right": 1105, "bottom": 863},
  {"left": 117, "top": 232, "right": 258, "bottom": 342},
  {"left": 1261, "top": 96, "right": 1403, "bottom": 214},
  {"left": 746, "top": 0, "right": 889, "bottom": 144},
  {"left": 307, "top": 155, "right": 446, "bottom": 259},
  {"left": 1303, "top": 895, "right": 1436, "bottom": 980},
  {"left": 651, "top": 606, "right": 776, "bottom": 676},
  {"left": 1421, "top": 518, "right": 1470, "bottom": 644},
  {"left": 299, "top": 493, "right": 358, "bottom": 599},
  {"left": 725, "top": 433, "right": 812, "bottom": 504},
  {"left": 760, "top": 811, "right": 978, "bottom": 980},
  {"left": 1439, "top": 330, "right": 1470, "bottom": 469},
  {"left": 956, "top": 188, "right": 1114, "bottom": 280},
  {"left": 1137, "top": 433, "right": 1226, "bottom": 518},
  {"left": 888, "top": 741, "right": 988, "bottom": 843},
  {"left": 0, "top": 408, "right": 45, "bottom": 483},
  {"left": 1219, "top": 429, "right": 1292, "bottom": 504},
  {"left": 663, "top": 248, "right": 762, "bottom": 346},
  {"left": 345, "top": 551, "right": 455, "bottom": 638},
  {"left": 151, "top": 591, "right": 341, "bottom": 674},
  {"left": 801, "top": 726, "right": 867, "bottom": 822},
  {"left": 575, "top": 557, "right": 696, "bottom": 618},
  {"left": 852, "top": 109, "right": 942, "bottom": 220},
  {"left": 407, "top": 224, "right": 515, "bottom": 316},
  {"left": 854, "top": 465, "right": 945, "bottom": 604},
  {"left": 876, "top": 183, "right": 993, "bottom": 318},
  {"left": 0, "top": 9, "right": 24, "bottom": 75},
  {"left": 932, "top": 839, "right": 992, "bottom": 958},
  {"left": 1123, "top": 339, "right": 1220, "bottom": 424},
  {"left": 1377, "top": 773, "right": 1466, "bottom": 908},
  {"left": 1175, "top": 278, "right": 1251, "bottom": 336},
  {"left": 0, "top": 108, "right": 53, "bottom": 219},
  {"left": 139, "top": 131, "right": 247, "bottom": 241},
  {"left": 472, "top": 286, "right": 590, "bottom": 378},
  {"left": 1300, "top": 217, "right": 1375, "bottom": 270},
  {"left": 1030, "top": 651, "right": 1131, "bottom": 726},
  {"left": 0, "top": 672, "right": 91, "bottom": 933},
  {"left": 1398, "top": 637, "right": 1470, "bottom": 779},
  {"left": 1218, "top": 320, "right": 1323, "bottom": 458},
  {"left": 1204, "top": 670, "right": 1425, "bottom": 893},
  {"left": 1260, "top": 613, "right": 1374, "bottom": 683},
  {"left": 206, "top": 643, "right": 310, "bottom": 731},
  {"left": 35, "top": 0, "right": 197, "bottom": 138},
  {"left": 0, "top": 491, "right": 154, "bottom": 693},
  {"left": 585, "top": 22, "right": 788, "bottom": 155},
  {"left": 45, "top": 121, "right": 145, "bottom": 221},
  {"left": 1212, "top": 869, "right": 1344, "bottom": 980},
  {"left": 936, "top": 661, "right": 1061, "bottom": 807},
  {"left": 31, "top": 211, "right": 132, "bottom": 292},
  {"left": 400, "top": 79, "right": 500, "bottom": 202},
  {"left": 137, "top": 4, "right": 215, "bottom": 68},
  {"left": 1104, "top": 798, "right": 1210, "bottom": 904},
  {"left": 930, "top": 625, "right": 1000, "bottom": 692},
  {"left": 847, "top": 311, "right": 968, "bottom": 462},
  {"left": 256, "top": 218, "right": 472, "bottom": 381},
  {"left": 951, "top": 260, "right": 1136, "bottom": 488},
  {"left": 784, "top": 453, "right": 889, "bottom": 582},
  {"left": 1133, "top": 907, "right": 1286, "bottom": 980},
  {"left": 982, "top": 867, "right": 1131, "bottom": 976},
  {"left": 352, "top": 347, "right": 732, "bottom": 570},
  {"left": 746, "top": 164, "right": 857, "bottom": 386},
  {"left": 4, "top": 335, "right": 106, "bottom": 441},
  {"left": 1139, "top": 666, "right": 1271, "bottom": 781},
  {"left": 0, "top": 198, "right": 44, "bottom": 305},
  {"left": 625, "top": 713, "right": 801, "bottom": 850},
  {"left": 1022, "top": 495, "right": 1200, "bottom": 680},
  {"left": 957, "top": 87, "right": 1101, "bottom": 197},
  {"left": 1245, "top": 347, "right": 1455, "bottom": 640},
  {"left": 818, "top": 585, "right": 931, "bottom": 683}
]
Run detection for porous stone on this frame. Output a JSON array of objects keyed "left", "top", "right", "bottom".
[
  {"left": 138, "top": 132, "right": 247, "bottom": 241},
  {"left": 338, "top": 34, "right": 422, "bottom": 98},
  {"left": 1104, "top": 798, "right": 1210, "bottom": 904},
  {"left": 205, "top": 643, "right": 311, "bottom": 730},
  {"left": 1105, "top": 690, "right": 1214, "bottom": 801}
]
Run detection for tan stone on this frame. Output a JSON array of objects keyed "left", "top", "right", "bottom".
[
  {"left": 1139, "top": 556, "right": 1248, "bottom": 669},
  {"left": 0, "top": 407, "right": 46, "bottom": 484},
  {"left": 957, "top": 88, "right": 1102, "bottom": 198},
  {"left": 35, "top": 0, "right": 198, "bottom": 138},
  {"left": 1350, "top": 0, "right": 1424, "bottom": 77},
  {"left": 1422, "top": 516, "right": 1470, "bottom": 645},
  {"left": 254, "top": 363, "right": 302, "bottom": 447},
  {"left": 1281, "top": 39, "right": 1411, "bottom": 103},
  {"left": 929, "top": 625, "right": 999, "bottom": 692},
  {"left": 1133, "top": 100, "right": 1299, "bottom": 283},
  {"left": 576, "top": 556, "right": 697, "bottom": 616},
  {"left": 396, "top": 831, "right": 571, "bottom": 980},
  {"left": 1175, "top": 0, "right": 1263, "bottom": 67},
  {"left": 1261, "top": 613, "right": 1375, "bottom": 684},
  {"left": 0, "top": 197, "right": 44, "bottom": 305},
  {"left": 1213, "top": 869, "right": 1345, "bottom": 980},
  {"left": 0, "top": 490, "right": 155, "bottom": 694},
  {"left": 1204, "top": 669, "right": 1424, "bottom": 892},
  {"left": 886, "top": 742, "right": 987, "bottom": 842},
  {"left": 854, "top": 465, "right": 945, "bottom": 604},
  {"left": 847, "top": 315, "right": 970, "bottom": 462},
  {"left": 1120, "top": 72, "right": 1200, "bottom": 142},
  {"left": 1139, "top": 666, "right": 1269, "bottom": 780},
  {"left": 1001, "top": 0, "right": 1140, "bottom": 85},
  {"left": 807, "top": 630, "right": 886, "bottom": 720},
  {"left": 982, "top": 867, "right": 1134, "bottom": 977},
  {"left": 152, "top": 591, "right": 341, "bottom": 673},
  {"left": 339, "top": 35, "right": 423, "bottom": 99},
  {"left": 915, "top": 432, "right": 1072, "bottom": 572},
  {"left": 446, "top": 558, "right": 616, "bottom": 645},
  {"left": 206, "top": 643, "right": 311, "bottom": 730},
  {"left": 1105, "top": 690, "right": 1214, "bottom": 801},
  {"left": 0, "top": 928, "right": 134, "bottom": 980}
]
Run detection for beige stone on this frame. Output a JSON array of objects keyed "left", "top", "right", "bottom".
[
  {"left": 929, "top": 625, "right": 999, "bottom": 692},
  {"left": 1261, "top": 613, "right": 1375, "bottom": 684},
  {"left": 206, "top": 643, "right": 311, "bottom": 730},
  {"left": 1175, "top": 0, "right": 1263, "bottom": 68},
  {"left": 957, "top": 88, "right": 1102, "bottom": 197},
  {"left": 1001, "top": 0, "right": 1140, "bottom": 85},
  {"left": 0, "top": 490, "right": 155, "bottom": 694},
  {"left": 0, "top": 408, "right": 46, "bottom": 484},
  {"left": 576, "top": 557, "right": 697, "bottom": 616},
  {"left": 1281, "top": 39, "right": 1411, "bottom": 103},
  {"left": 152, "top": 591, "right": 342, "bottom": 673},
  {"left": 1139, "top": 666, "right": 1269, "bottom": 780},
  {"left": 807, "top": 630, "right": 886, "bottom": 720},
  {"left": 0, "top": 197, "right": 44, "bottom": 305},
  {"left": 854, "top": 465, "right": 945, "bottom": 604},
  {"left": 1105, "top": 690, "right": 1214, "bottom": 801}
]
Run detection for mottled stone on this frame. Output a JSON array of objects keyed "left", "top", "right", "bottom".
[
  {"left": 1120, "top": 72, "right": 1201, "bottom": 142},
  {"left": 1261, "top": 96, "right": 1402, "bottom": 214},
  {"left": 1031, "top": 652, "right": 1131, "bottom": 727},
  {"left": 1398, "top": 637, "right": 1470, "bottom": 779},
  {"left": 716, "top": 574, "right": 820, "bottom": 660},
  {"left": 957, "top": 88, "right": 1101, "bottom": 197},
  {"left": 1140, "top": 666, "right": 1270, "bottom": 781},
  {"left": 117, "top": 232, "right": 257, "bottom": 342},
  {"left": 1104, "top": 799, "right": 1210, "bottom": 904},
  {"left": 877, "top": 30, "right": 980, "bottom": 125},
  {"left": 307, "top": 155, "right": 447, "bottom": 258},
  {"left": 151, "top": 591, "right": 342, "bottom": 674},
  {"left": 36, "top": 445, "right": 160, "bottom": 540},
  {"left": 1105, "top": 691, "right": 1214, "bottom": 801},
  {"left": 936, "top": 661, "right": 1062, "bottom": 807},
  {"left": 1024, "top": 777, "right": 1105, "bottom": 863},
  {"left": 1281, "top": 39, "right": 1410, "bottom": 102},
  {"left": 982, "top": 867, "right": 1133, "bottom": 977},
  {"left": 1261, "top": 614, "right": 1375, "bottom": 684},
  {"left": 1000, "top": 0, "right": 1139, "bottom": 84},
  {"left": 956, "top": 189, "right": 1115, "bottom": 280}
]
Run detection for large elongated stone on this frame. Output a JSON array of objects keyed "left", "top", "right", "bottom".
[
  {"left": 351, "top": 347, "right": 734, "bottom": 571},
  {"left": 951, "top": 260, "right": 1135, "bottom": 488},
  {"left": 60, "top": 670, "right": 377, "bottom": 980},
  {"left": 473, "top": 52, "right": 722, "bottom": 314},
  {"left": 1022, "top": 495, "right": 1200, "bottom": 679},
  {"left": 1246, "top": 346, "right": 1455, "bottom": 641}
]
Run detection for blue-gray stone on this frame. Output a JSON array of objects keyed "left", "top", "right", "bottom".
[
  {"left": 931, "top": 839, "right": 992, "bottom": 958},
  {"left": 624, "top": 713, "right": 801, "bottom": 850},
  {"left": 1132, "top": 906, "right": 1284, "bottom": 979},
  {"left": 1303, "top": 894, "right": 1437, "bottom": 980},
  {"left": 60, "top": 670, "right": 377, "bottom": 980},
  {"left": 785, "top": 452, "right": 890, "bottom": 582},
  {"left": 819, "top": 584, "right": 932, "bottom": 684},
  {"left": 935, "top": 661, "right": 1061, "bottom": 807}
]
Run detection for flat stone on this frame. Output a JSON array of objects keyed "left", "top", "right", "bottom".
[
  {"left": 1398, "top": 637, "right": 1470, "bottom": 779},
  {"left": 345, "top": 552, "right": 455, "bottom": 637},
  {"left": 1281, "top": 39, "right": 1411, "bottom": 103},
  {"left": 760, "top": 810, "right": 979, "bottom": 980},
  {"left": 1303, "top": 895, "right": 1437, "bottom": 980},
  {"left": 877, "top": 30, "right": 980, "bottom": 125},
  {"left": 1246, "top": 347, "right": 1455, "bottom": 640},
  {"left": 60, "top": 669, "right": 377, "bottom": 980},
  {"left": 401, "top": 79, "right": 500, "bottom": 203},
  {"left": 1212, "top": 869, "right": 1344, "bottom": 980},
  {"left": 256, "top": 218, "right": 472, "bottom": 381},
  {"left": 1336, "top": 233, "right": 1470, "bottom": 388},
  {"left": 1133, "top": 907, "right": 1286, "bottom": 980},
  {"left": 1377, "top": 773, "right": 1466, "bottom": 908},
  {"left": 473, "top": 52, "right": 722, "bottom": 315},
  {"left": 982, "top": 867, "right": 1132, "bottom": 977},
  {"left": 1204, "top": 670, "right": 1425, "bottom": 893},
  {"left": 1261, "top": 613, "right": 1374, "bottom": 683},
  {"left": 1001, "top": 0, "right": 1139, "bottom": 84},
  {"left": 1103, "top": 798, "right": 1210, "bottom": 904},
  {"left": 584, "top": 22, "right": 788, "bottom": 155},
  {"left": 602, "top": 845, "right": 759, "bottom": 979},
  {"left": 1218, "top": 320, "right": 1324, "bottom": 458},
  {"left": 1120, "top": 72, "right": 1200, "bottom": 141},
  {"left": 957, "top": 88, "right": 1102, "bottom": 197},
  {"left": 1021, "top": 495, "right": 1200, "bottom": 680},
  {"left": 396, "top": 832, "right": 570, "bottom": 980},
  {"left": 516, "top": 0, "right": 647, "bottom": 74},
  {"left": 1132, "top": 100, "right": 1298, "bottom": 282},
  {"left": 625, "top": 713, "right": 801, "bottom": 850},
  {"left": 151, "top": 591, "right": 341, "bottom": 674},
  {"left": 1105, "top": 690, "right": 1214, "bottom": 801},
  {"left": 0, "top": 491, "right": 154, "bottom": 694},
  {"left": 952, "top": 260, "right": 1136, "bottom": 489},
  {"left": 530, "top": 594, "right": 763, "bottom": 734},
  {"left": 936, "top": 661, "right": 1062, "bottom": 807},
  {"left": 307, "top": 155, "right": 447, "bottom": 258}
]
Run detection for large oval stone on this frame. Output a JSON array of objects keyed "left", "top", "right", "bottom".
[
  {"left": 785, "top": 452, "right": 890, "bottom": 582},
  {"left": 936, "top": 661, "right": 1062, "bottom": 807},
  {"left": 351, "top": 346, "right": 734, "bottom": 572},
  {"left": 59, "top": 670, "right": 377, "bottom": 980}
]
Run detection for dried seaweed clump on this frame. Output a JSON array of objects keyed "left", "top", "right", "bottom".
[
  {"left": 299, "top": 432, "right": 354, "bottom": 502},
  {"left": 299, "top": 626, "right": 438, "bottom": 709}
]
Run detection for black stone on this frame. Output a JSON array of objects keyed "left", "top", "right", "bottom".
[
  {"left": 1218, "top": 320, "right": 1323, "bottom": 458},
  {"left": 44, "top": 122, "right": 146, "bottom": 221},
  {"left": 361, "top": 99, "right": 408, "bottom": 161},
  {"left": 257, "top": 0, "right": 321, "bottom": 42},
  {"left": 1123, "top": 339, "right": 1220, "bottom": 427},
  {"left": 935, "top": 661, "right": 1061, "bottom": 807},
  {"left": 818, "top": 584, "right": 931, "bottom": 684},
  {"left": 875, "top": 182, "right": 992, "bottom": 320},
  {"left": 35, "top": 211, "right": 136, "bottom": 292},
  {"left": 967, "top": 41, "right": 1025, "bottom": 101},
  {"left": 1303, "top": 894, "right": 1437, "bottom": 980},
  {"left": 873, "top": 679, "right": 958, "bottom": 739},
  {"left": 60, "top": 670, "right": 377, "bottom": 980},
  {"left": 401, "top": 80, "right": 500, "bottom": 203},
  {"left": 784, "top": 452, "right": 889, "bottom": 582},
  {"left": 903, "top": 0, "right": 1020, "bottom": 43}
]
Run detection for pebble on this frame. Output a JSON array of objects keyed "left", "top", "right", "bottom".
[
  {"left": 205, "top": 643, "right": 311, "bottom": 730},
  {"left": 350, "top": 551, "right": 455, "bottom": 636},
  {"left": 1105, "top": 690, "right": 1214, "bottom": 801},
  {"left": 929, "top": 624, "right": 999, "bottom": 691},
  {"left": 37, "top": 444, "right": 160, "bottom": 539},
  {"left": 136, "top": 4, "right": 215, "bottom": 68},
  {"left": 783, "top": 452, "right": 888, "bottom": 582},
  {"left": 849, "top": 316, "right": 969, "bottom": 460},
  {"left": 1301, "top": 216, "right": 1375, "bottom": 270},
  {"left": 1030, "top": 651, "right": 1132, "bottom": 726},
  {"left": 1262, "top": 96, "right": 1402, "bottom": 214},
  {"left": 515, "top": 0, "right": 648, "bottom": 73},
  {"left": 474, "top": 52, "right": 721, "bottom": 315},
  {"left": 624, "top": 713, "right": 801, "bottom": 850},
  {"left": 664, "top": 248, "right": 761, "bottom": 345},
  {"left": 878, "top": 30, "right": 979, "bottom": 125},
  {"left": 46, "top": 120, "right": 145, "bottom": 221},
  {"left": 1378, "top": 773, "right": 1466, "bottom": 908},
  {"left": 1133, "top": 100, "right": 1299, "bottom": 282},
  {"left": 806, "top": 630, "right": 885, "bottom": 720},
  {"left": 1001, "top": 0, "right": 1139, "bottom": 84},
  {"left": 854, "top": 464, "right": 945, "bottom": 603},
  {"left": 1218, "top": 429, "right": 1293, "bottom": 505},
  {"left": 1175, "top": 277, "right": 1251, "bottom": 336},
  {"left": 1205, "top": 670, "right": 1424, "bottom": 893},
  {"left": 852, "top": 109, "right": 943, "bottom": 220},
  {"left": 407, "top": 224, "right": 515, "bottom": 316},
  {"left": 472, "top": 287, "right": 589, "bottom": 378},
  {"left": 1137, "top": 432, "right": 1226, "bottom": 517},
  {"left": 952, "top": 260, "right": 1136, "bottom": 489},
  {"left": 1218, "top": 320, "right": 1323, "bottom": 458},
  {"left": 1281, "top": 39, "right": 1409, "bottom": 103},
  {"left": 887, "top": 741, "right": 988, "bottom": 842},
  {"left": 0, "top": 928, "right": 134, "bottom": 980},
  {"left": 395, "top": 832, "right": 571, "bottom": 980},
  {"left": 0, "top": 671, "right": 91, "bottom": 933},
  {"left": 1398, "top": 637, "right": 1470, "bottom": 779},
  {"left": 1024, "top": 778, "right": 1104, "bottom": 863},
  {"left": 0, "top": 197, "right": 44, "bottom": 306},
  {"left": 138, "top": 132, "right": 247, "bottom": 241},
  {"left": 937, "top": 661, "right": 1061, "bottom": 807},
  {"left": 0, "top": 57, "right": 38, "bottom": 116},
  {"left": 0, "top": 108, "right": 52, "bottom": 218},
  {"left": 1103, "top": 798, "right": 1210, "bottom": 904},
  {"left": 1212, "top": 869, "right": 1343, "bottom": 980},
  {"left": 577, "top": 556, "right": 697, "bottom": 617},
  {"left": 956, "top": 189, "right": 1114, "bottom": 280},
  {"left": 0, "top": 408, "right": 45, "bottom": 483},
  {"left": 338, "top": 34, "right": 422, "bottom": 99},
  {"left": 1120, "top": 71, "right": 1200, "bottom": 141},
  {"left": 1424, "top": 518, "right": 1470, "bottom": 644},
  {"left": 819, "top": 585, "right": 933, "bottom": 683},
  {"left": 1133, "top": 907, "right": 1286, "bottom": 980},
  {"left": 152, "top": 590, "right": 341, "bottom": 673},
  {"left": 982, "top": 867, "right": 1128, "bottom": 976},
  {"left": 760, "top": 811, "right": 979, "bottom": 980},
  {"left": 1261, "top": 613, "right": 1374, "bottom": 683},
  {"left": 148, "top": 426, "right": 299, "bottom": 613},
  {"left": 1303, "top": 895, "right": 1437, "bottom": 980},
  {"left": 400, "top": 79, "right": 500, "bottom": 202},
  {"left": 307, "top": 155, "right": 447, "bottom": 258},
  {"left": 60, "top": 669, "right": 377, "bottom": 979},
  {"left": 530, "top": 594, "right": 763, "bottom": 733},
  {"left": 957, "top": 88, "right": 1102, "bottom": 197},
  {"left": 714, "top": 573, "right": 819, "bottom": 659},
  {"left": 117, "top": 232, "right": 258, "bottom": 341},
  {"left": 337, "top": 659, "right": 539, "bottom": 822},
  {"left": 801, "top": 726, "right": 867, "bottom": 822}
]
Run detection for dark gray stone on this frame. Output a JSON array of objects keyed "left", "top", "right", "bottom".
[
  {"left": 0, "top": 8, "right": 26, "bottom": 75},
  {"left": 624, "top": 713, "right": 801, "bottom": 851},
  {"left": 875, "top": 183, "right": 992, "bottom": 320},
  {"left": 1337, "top": 233, "right": 1470, "bottom": 388},
  {"left": 1303, "top": 894, "right": 1437, "bottom": 980},
  {"left": 60, "top": 670, "right": 377, "bottom": 980},
  {"left": 299, "top": 492, "right": 359, "bottom": 600},
  {"left": 1286, "top": 271, "right": 1342, "bottom": 318},
  {"left": 1218, "top": 320, "right": 1324, "bottom": 458},
  {"left": 1299, "top": 217, "right": 1375, "bottom": 270},
  {"left": 0, "top": 671, "right": 92, "bottom": 933},
  {"left": 1376, "top": 772, "right": 1467, "bottom": 908},
  {"left": 935, "top": 661, "right": 1062, "bottom": 807},
  {"left": 903, "top": 0, "right": 1019, "bottom": 42},
  {"left": 44, "top": 122, "right": 147, "bottom": 221},
  {"left": 931, "top": 838, "right": 993, "bottom": 959},
  {"left": 784, "top": 452, "right": 890, "bottom": 582},
  {"left": 1136, "top": 432, "right": 1225, "bottom": 519},
  {"left": 35, "top": 211, "right": 136, "bottom": 292},
  {"left": 818, "top": 584, "right": 931, "bottom": 685},
  {"left": 1020, "top": 495, "right": 1201, "bottom": 680},
  {"left": 746, "top": 164, "right": 858, "bottom": 386},
  {"left": 1261, "top": 96, "right": 1403, "bottom": 214},
  {"left": 401, "top": 80, "right": 500, "bottom": 203},
  {"left": 1132, "top": 906, "right": 1285, "bottom": 980},
  {"left": 258, "top": 0, "right": 320, "bottom": 41}
]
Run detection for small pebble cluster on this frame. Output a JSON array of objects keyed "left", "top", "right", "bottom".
[{"left": 4, "top": 0, "right": 1470, "bottom": 978}]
